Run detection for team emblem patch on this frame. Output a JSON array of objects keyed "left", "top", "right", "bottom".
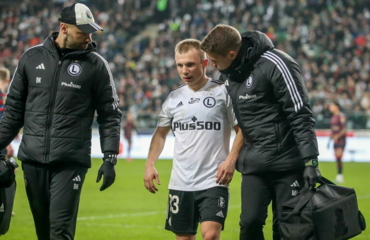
[
  {"left": 246, "top": 75, "right": 253, "bottom": 88},
  {"left": 218, "top": 197, "right": 225, "bottom": 208},
  {"left": 68, "top": 63, "right": 82, "bottom": 76},
  {"left": 203, "top": 97, "right": 216, "bottom": 108},
  {"left": 86, "top": 11, "right": 92, "bottom": 19}
]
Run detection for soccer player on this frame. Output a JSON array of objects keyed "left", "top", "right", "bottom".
[
  {"left": 200, "top": 24, "right": 321, "bottom": 240},
  {"left": 123, "top": 112, "right": 138, "bottom": 162},
  {"left": 0, "top": 67, "right": 9, "bottom": 120},
  {"left": 144, "top": 39, "right": 243, "bottom": 240},
  {"left": 0, "top": 67, "right": 19, "bottom": 160},
  {"left": 329, "top": 101, "right": 347, "bottom": 183},
  {"left": 0, "top": 3, "right": 121, "bottom": 239},
  {"left": 0, "top": 66, "right": 18, "bottom": 217}
]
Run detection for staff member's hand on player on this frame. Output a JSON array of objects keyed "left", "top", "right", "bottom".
[{"left": 144, "top": 166, "right": 161, "bottom": 193}]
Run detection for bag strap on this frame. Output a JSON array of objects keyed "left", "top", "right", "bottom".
[
  {"left": 318, "top": 176, "right": 335, "bottom": 185},
  {"left": 292, "top": 188, "right": 316, "bottom": 214},
  {"left": 291, "top": 176, "right": 334, "bottom": 215}
]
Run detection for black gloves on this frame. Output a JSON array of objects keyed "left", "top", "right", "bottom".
[
  {"left": 303, "top": 166, "right": 321, "bottom": 189},
  {"left": 96, "top": 158, "right": 116, "bottom": 191},
  {"left": 0, "top": 154, "right": 18, "bottom": 188}
]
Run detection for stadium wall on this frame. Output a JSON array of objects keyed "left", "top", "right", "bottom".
[{"left": 9, "top": 131, "right": 370, "bottom": 162}]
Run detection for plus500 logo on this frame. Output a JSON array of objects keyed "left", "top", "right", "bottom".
[{"left": 173, "top": 121, "right": 221, "bottom": 131}]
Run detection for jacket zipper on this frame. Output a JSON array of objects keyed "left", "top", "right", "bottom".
[
  {"left": 44, "top": 60, "right": 63, "bottom": 163},
  {"left": 275, "top": 123, "right": 281, "bottom": 153}
]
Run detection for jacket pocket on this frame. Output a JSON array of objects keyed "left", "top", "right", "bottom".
[{"left": 236, "top": 148, "right": 248, "bottom": 174}]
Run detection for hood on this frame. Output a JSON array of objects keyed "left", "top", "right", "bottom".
[
  {"left": 240, "top": 30, "right": 274, "bottom": 64},
  {"left": 220, "top": 30, "right": 274, "bottom": 78}
]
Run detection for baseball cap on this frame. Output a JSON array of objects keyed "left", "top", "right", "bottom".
[{"left": 59, "top": 3, "right": 103, "bottom": 33}]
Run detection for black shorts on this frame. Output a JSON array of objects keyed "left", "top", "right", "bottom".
[
  {"left": 165, "top": 186, "right": 229, "bottom": 235},
  {"left": 334, "top": 139, "right": 346, "bottom": 149}
]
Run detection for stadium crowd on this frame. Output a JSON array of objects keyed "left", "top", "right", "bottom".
[{"left": 0, "top": 0, "right": 369, "bottom": 129}]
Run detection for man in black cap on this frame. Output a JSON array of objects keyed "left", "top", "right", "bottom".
[{"left": 0, "top": 3, "right": 122, "bottom": 239}]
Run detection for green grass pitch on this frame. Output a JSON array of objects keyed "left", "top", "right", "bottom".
[{"left": 5, "top": 159, "right": 370, "bottom": 239}]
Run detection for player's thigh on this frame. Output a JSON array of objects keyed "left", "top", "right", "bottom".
[
  {"left": 197, "top": 187, "right": 229, "bottom": 229},
  {"left": 165, "top": 190, "right": 198, "bottom": 236},
  {"left": 334, "top": 147, "right": 344, "bottom": 157},
  {"left": 126, "top": 137, "right": 132, "bottom": 146}
]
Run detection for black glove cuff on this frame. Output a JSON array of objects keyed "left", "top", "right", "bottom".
[{"left": 103, "top": 153, "right": 117, "bottom": 165}]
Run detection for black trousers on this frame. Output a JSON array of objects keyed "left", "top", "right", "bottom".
[
  {"left": 239, "top": 169, "right": 304, "bottom": 240},
  {"left": 22, "top": 162, "right": 88, "bottom": 240}
]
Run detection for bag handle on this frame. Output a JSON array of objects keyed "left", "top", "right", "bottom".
[
  {"left": 292, "top": 188, "right": 316, "bottom": 214},
  {"left": 291, "top": 176, "right": 335, "bottom": 215},
  {"left": 318, "top": 176, "right": 335, "bottom": 185}
]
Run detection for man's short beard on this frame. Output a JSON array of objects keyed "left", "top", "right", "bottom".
[{"left": 63, "top": 33, "right": 85, "bottom": 50}]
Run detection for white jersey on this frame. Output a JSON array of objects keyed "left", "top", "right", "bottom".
[{"left": 157, "top": 79, "right": 237, "bottom": 191}]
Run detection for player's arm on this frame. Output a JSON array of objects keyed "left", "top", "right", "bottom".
[
  {"left": 335, "top": 128, "right": 347, "bottom": 140},
  {"left": 329, "top": 131, "right": 334, "bottom": 139},
  {"left": 144, "top": 126, "right": 171, "bottom": 193},
  {"left": 217, "top": 86, "right": 242, "bottom": 185},
  {"left": 335, "top": 115, "right": 347, "bottom": 139},
  {"left": 216, "top": 125, "right": 243, "bottom": 185}
]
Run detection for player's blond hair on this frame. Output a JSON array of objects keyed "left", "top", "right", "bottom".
[{"left": 174, "top": 39, "right": 206, "bottom": 62}]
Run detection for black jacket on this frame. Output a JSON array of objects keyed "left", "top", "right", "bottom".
[
  {"left": 219, "top": 31, "right": 319, "bottom": 174},
  {"left": 0, "top": 33, "right": 122, "bottom": 167}
]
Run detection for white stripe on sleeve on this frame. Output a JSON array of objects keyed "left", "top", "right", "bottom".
[
  {"left": 92, "top": 52, "right": 119, "bottom": 110},
  {"left": 262, "top": 51, "right": 303, "bottom": 112}
]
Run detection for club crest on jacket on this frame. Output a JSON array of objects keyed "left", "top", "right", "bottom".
[
  {"left": 246, "top": 75, "right": 253, "bottom": 88},
  {"left": 68, "top": 63, "right": 82, "bottom": 76}
]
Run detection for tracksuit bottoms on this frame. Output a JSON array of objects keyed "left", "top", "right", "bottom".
[
  {"left": 239, "top": 169, "right": 304, "bottom": 240},
  {"left": 22, "top": 162, "right": 88, "bottom": 240}
]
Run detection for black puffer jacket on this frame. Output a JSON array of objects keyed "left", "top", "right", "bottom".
[
  {"left": 219, "top": 31, "right": 319, "bottom": 174},
  {"left": 0, "top": 32, "right": 122, "bottom": 168}
]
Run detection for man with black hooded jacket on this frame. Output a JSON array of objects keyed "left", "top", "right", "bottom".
[
  {"left": 201, "top": 24, "right": 321, "bottom": 239},
  {"left": 0, "top": 3, "right": 121, "bottom": 240}
]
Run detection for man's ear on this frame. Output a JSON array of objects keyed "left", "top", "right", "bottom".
[
  {"left": 60, "top": 23, "right": 68, "bottom": 35},
  {"left": 229, "top": 51, "right": 238, "bottom": 60},
  {"left": 203, "top": 58, "right": 209, "bottom": 67}
]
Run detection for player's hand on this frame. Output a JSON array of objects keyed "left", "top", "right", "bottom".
[
  {"left": 216, "top": 159, "right": 235, "bottom": 185},
  {"left": 6, "top": 145, "right": 14, "bottom": 157},
  {"left": 303, "top": 166, "right": 321, "bottom": 189},
  {"left": 144, "top": 166, "right": 161, "bottom": 193},
  {"left": 96, "top": 161, "right": 116, "bottom": 191}
]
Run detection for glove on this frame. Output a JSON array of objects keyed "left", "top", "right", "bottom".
[
  {"left": 303, "top": 166, "right": 321, "bottom": 189},
  {"left": 96, "top": 160, "right": 116, "bottom": 191}
]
